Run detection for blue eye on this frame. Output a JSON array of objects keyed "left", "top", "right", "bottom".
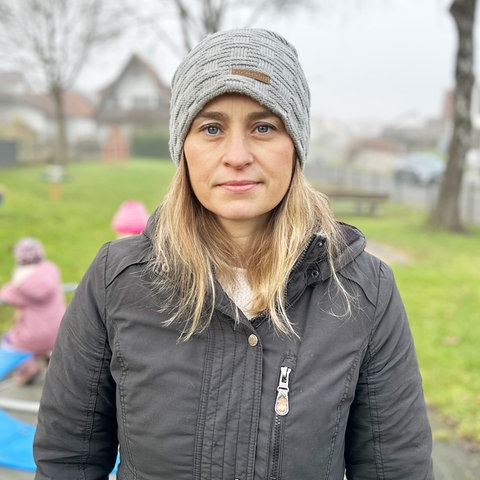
[
  {"left": 204, "top": 125, "right": 220, "bottom": 135},
  {"left": 256, "top": 124, "right": 272, "bottom": 134}
]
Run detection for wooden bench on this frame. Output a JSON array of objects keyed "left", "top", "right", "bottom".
[{"left": 323, "top": 190, "right": 390, "bottom": 216}]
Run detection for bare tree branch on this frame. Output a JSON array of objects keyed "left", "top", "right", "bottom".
[
  {"left": 173, "top": 0, "right": 196, "bottom": 51},
  {"left": 139, "top": 0, "right": 321, "bottom": 58},
  {"left": 0, "top": 0, "right": 132, "bottom": 165}
]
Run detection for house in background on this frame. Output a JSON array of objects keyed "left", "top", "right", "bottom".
[
  {"left": 0, "top": 71, "right": 31, "bottom": 95},
  {"left": 0, "top": 53, "right": 171, "bottom": 163},
  {"left": 381, "top": 111, "right": 445, "bottom": 152},
  {"left": 62, "top": 91, "right": 97, "bottom": 155},
  {"left": 0, "top": 72, "right": 53, "bottom": 154},
  {"left": 0, "top": 71, "right": 96, "bottom": 162},
  {"left": 95, "top": 54, "right": 171, "bottom": 160}
]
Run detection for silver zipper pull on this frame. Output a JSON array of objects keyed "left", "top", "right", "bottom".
[{"left": 275, "top": 366, "right": 292, "bottom": 416}]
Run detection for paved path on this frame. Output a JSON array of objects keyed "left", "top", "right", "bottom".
[
  {"left": 429, "top": 408, "right": 480, "bottom": 480},
  {"left": 0, "top": 374, "right": 110, "bottom": 480},
  {"left": 0, "top": 377, "right": 41, "bottom": 480}
]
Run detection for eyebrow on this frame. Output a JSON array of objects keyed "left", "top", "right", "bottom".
[{"left": 194, "top": 110, "right": 277, "bottom": 122}]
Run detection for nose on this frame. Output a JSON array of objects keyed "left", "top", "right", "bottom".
[{"left": 222, "top": 133, "right": 253, "bottom": 168}]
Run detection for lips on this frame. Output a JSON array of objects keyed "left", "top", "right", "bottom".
[{"left": 218, "top": 180, "right": 260, "bottom": 193}]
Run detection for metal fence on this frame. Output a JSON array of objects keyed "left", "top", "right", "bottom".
[{"left": 305, "top": 162, "right": 480, "bottom": 226}]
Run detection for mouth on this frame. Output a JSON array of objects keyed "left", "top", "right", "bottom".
[{"left": 218, "top": 180, "right": 260, "bottom": 193}]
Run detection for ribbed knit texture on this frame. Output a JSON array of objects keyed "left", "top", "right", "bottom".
[{"left": 169, "top": 28, "right": 311, "bottom": 167}]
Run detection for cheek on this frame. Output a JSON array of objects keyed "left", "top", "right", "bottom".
[
  {"left": 185, "top": 162, "right": 206, "bottom": 199},
  {"left": 184, "top": 141, "right": 206, "bottom": 189},
  {"left": 274, "top": 147, "right": 295, "bottom": 188}
]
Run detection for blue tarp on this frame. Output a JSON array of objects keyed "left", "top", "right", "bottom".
[
  {"left": 0, "top": 408, "right": 120, "bottom": 473},
  {"left": 0, "top": 347, "right": 120, "bottom": 473},
  {"left": 0, "top": 348, "right": 33, "bottom": 381},
  {"left": 0, "top": 409, "right": 36, "bottom": 471}
]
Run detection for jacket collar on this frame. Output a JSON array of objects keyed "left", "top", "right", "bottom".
[
  {"left": 285, "top": 223, "right": 366, "bottom": 305},
  {"left": 292, "top": 222, "right": 366, "bottom": 280}
]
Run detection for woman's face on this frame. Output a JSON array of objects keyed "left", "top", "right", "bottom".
[{"left": 183, "top": 93, "right": 295, "bottom": 236}]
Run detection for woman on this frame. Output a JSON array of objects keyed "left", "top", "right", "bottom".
[
  {"left": 34, "top": 29, "right": 434, "bottom": 479},
  {"left": 0, "top": 238, "right": 65, "bottom": 384}
]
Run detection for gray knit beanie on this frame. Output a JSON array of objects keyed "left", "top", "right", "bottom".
[{"left": 169, "top": 28, "right": 311, "bottom": 167}]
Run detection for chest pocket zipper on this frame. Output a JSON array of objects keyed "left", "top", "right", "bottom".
[{"left": 269, "top": 364, "right": 293, "bottom": 480}]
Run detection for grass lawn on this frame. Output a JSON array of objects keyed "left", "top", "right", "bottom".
[
  {"left": 1, "top": 159, "right": 479, "bottom": 444},
  {"left": 0, "top": 159, "right": 176, "bottom": 287}
]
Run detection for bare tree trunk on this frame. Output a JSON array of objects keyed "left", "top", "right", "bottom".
[
  {"left": 51, "top": 85, "right": 69, "bottom": 166},
  {"left": 428, "top": 0, "right": 476, "bottom": 231}
]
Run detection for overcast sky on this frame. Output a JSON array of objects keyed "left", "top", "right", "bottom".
[{"left": 77, "top": 0, "right": 465, "bottom": 125}]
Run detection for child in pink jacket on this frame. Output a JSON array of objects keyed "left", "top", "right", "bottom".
[{"left": 0, "top": 238, "right": 66, "bottom": 384}]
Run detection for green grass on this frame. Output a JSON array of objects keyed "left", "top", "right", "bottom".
[
  {"left": 0, "top": 159, "right": 174, "bottom": 282},
  {"left": 1, "top": 161, "right": 480, "bottom": 444},
  {"left": 0, "top": 158, "right": 175, "bottom": 314}
]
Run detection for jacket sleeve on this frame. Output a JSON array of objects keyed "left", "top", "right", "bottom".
[
  {"left": 345, "top": 261, "right": 434, "bottom": 479},
  {"left": 33, "top": 244, "right": 118, "bottom": 480},
  {"left": 0, "top": 283, "right": 24, "bottom": 306},
  {"left": 0, "top": 263, "right": 60, "bottom": 306}
]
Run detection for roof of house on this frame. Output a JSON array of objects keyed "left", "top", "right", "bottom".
[
  {"left": 0, "top": 90, "right": 94, "bottom": 118},
  {"left": 63, "top": 91, "right": 95, "bottom": 117},
  {"left": 95, "top": 53, "right": 171, "bottom": 119}
]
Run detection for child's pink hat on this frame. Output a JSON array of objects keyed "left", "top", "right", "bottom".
[
  {"left": 14, "top": 238, "right": 45, "bottom": 265},
  {"left": 112, "top": 200, "right": 149, "bottom": 235}
]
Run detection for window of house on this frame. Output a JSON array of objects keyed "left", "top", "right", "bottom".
[
  {"left": 105, "top": 96, "right": 118, "bottom": 108},
  {"left": 132, "top": 97, "right": 152, "bottom": 108}
]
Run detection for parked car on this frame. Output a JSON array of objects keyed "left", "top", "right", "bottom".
[{"left": 393, "top": 153, "right": 445, "bottom": 185}]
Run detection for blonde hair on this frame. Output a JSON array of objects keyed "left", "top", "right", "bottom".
[{"left": 150, "top": 159, "right": 345, "bottom": 340}]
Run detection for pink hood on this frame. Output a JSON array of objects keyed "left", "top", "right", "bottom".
[{"left": 0, "top": 260, "right": 66, "bottom": 354}]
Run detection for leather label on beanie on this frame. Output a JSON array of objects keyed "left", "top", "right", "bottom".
[{"left": 232, "top": 68, "right": 270, "bottom": 84}]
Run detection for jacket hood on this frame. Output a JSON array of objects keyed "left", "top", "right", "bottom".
[{"left": 333, "top": 222, "right": 367, "bottom": 273}]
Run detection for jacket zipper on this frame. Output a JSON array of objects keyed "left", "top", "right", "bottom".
[
  {"left": 275, "top": 366, "right": 291, "bottom": 416},
  {"left": 269, "top": 364, "right": 293, "bottom": 480}
]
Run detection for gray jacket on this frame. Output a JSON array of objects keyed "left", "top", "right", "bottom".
[{"left": 34, "top": 219, "right": 434, "bottom": 479}]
